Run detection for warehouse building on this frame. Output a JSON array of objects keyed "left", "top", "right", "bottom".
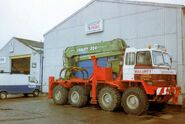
[
  {"left": 0, "top": 37, "right": 43, "bottom": 92},
  {"left": 43, "top": 0, "right": 185, "bottom": 101}
]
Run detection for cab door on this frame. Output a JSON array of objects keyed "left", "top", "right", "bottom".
[{"left": 123, "top": 51, "right": 136, "bottom": 80}]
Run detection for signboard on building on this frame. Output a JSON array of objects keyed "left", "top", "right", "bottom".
[
  {"left": 85, "top": 20, "right": 104, "bottom": 34},
  {"left": 0, "top": 57, "right": 6, "bottom": 64}
]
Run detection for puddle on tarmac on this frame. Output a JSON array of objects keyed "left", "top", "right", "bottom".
[{"left": 0, "top": 108, "right": 13, "bottom": 111}]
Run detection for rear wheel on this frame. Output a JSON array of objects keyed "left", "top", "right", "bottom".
[
  {"left": 98, "top": 87, "right": 121, "bottom": 112},
  {"left": 53, "top": 85, "right": 68, "bottom": 105},
  {"left": 24, "top": 93, "right": 29, "bottom": 97},
  {"left": 121, "top": 87, "right": 149, "bottom": 115},
  {"left": 68, "top": 86, "right": 88, "bottom": 107},
  {"left": 33, "top": 90, "right": 40, "bottom": 97},
  {"left": 0, "top": 92, "right": 7, "bottom": 100}
]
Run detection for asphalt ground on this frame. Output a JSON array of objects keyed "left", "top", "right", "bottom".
[{"left": 0, "top": 94, "right": 184, "bottom": 124}]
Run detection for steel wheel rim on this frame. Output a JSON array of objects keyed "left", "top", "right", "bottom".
[
  {"left": 55, "top": 90, "right": 62, "bottom": 101},
  {"left": 34, "top": 91, "right": 39, "bottom": 96},
  {"left": 126, "top": 94, "right": 139, "bottom": 110},
  {"left": 102, "top": 93, "right": 112, "bottom": 107},
  {"left": 71, "top": 91, "right": 80, "bottom": 103},
  {"left": 1, "top": 93, "right": 6, "bottom": 99}
]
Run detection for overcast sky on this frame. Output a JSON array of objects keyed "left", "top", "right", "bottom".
[{"left": 0, "top": 0, "right": 185, "bottom": 49}]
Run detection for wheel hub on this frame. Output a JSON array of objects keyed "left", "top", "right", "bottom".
[
  {"left": 102, "top": 93, "right": 112, "bottom": 106},
  {"left": 34, "top": 91, "right": 38, "bottom": 95},
  {"left": 0, "top": 93, "right": 6, "bottom": 99},
  {"left": 71, "top": 91, "right": 80, "bottom": 103},
  {"left": 126, "top": 95, "right": 139, "bottom": 110},
  {"left": 55, "top": 90, "right": 62, "bottom": 101}
]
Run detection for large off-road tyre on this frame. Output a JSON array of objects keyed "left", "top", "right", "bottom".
[
  {"left": 98, "top": 87, "right": 121, "bottom": 112},
  {"left": 68, "top": 86, "right": 89, "bottom": 107},
  {"left": 121, "top": 87, "right": 149, "bottom": 115},
  {"left": 0, "top": 92, "right": 7, "bottom": 100},
  {"left": 53, "top": 85, "right": 68, "bottom": 105},
  {"left": 33, "top": 90, "right": 40, "bottom": 97}
]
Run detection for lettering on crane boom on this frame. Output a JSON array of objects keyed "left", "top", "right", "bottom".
[{"left": 77, "top": 46, "right": 98, "bottom": 53}]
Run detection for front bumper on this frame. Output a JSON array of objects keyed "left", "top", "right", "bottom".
[
  {"left": 154, "top": 86, "right": 181, "bottom": 104},
  {"left": 156, "top": 87, "right": 180, "bottom": 95}
]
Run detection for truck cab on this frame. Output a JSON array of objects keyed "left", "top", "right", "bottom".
[{"left": 123, "top": 45, "right": 176, "bottom": 87}]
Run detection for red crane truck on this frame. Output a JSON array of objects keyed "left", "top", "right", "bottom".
[{"left": 48, "top": 39, "right": 180, "bottom": 115}]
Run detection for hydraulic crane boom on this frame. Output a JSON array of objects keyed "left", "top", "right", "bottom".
[{"left": 63, "top": 39, "right": 127, "bottom": 68}]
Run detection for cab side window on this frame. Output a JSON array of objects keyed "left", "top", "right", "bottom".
[{"left": 125, "top": 52, "right": 135, "bottom": 65}]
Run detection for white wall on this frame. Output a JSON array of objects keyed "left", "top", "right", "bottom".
[
  {"left": 43, "top": 1, "right": 184, "bottom": 92},
  {"left": 0, "top": 39, "right": 32, "bottom": 72},
  {"left": 0, "top": 38, "right": 43, "bottom": 86}
]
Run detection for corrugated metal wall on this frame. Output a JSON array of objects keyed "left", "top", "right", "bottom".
[{"left": 43, "top": 1, "right": 184, "bottom": 93}]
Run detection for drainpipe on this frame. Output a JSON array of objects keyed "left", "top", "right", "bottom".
[
  {"left": 181, "top": 8, "right": 185, "bottom": 106},
  {"left": 39, "top": 53, "right": 44, "bottom": 93}
]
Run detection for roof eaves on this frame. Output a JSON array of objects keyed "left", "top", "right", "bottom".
[
  {"left": 22, "top": 44, "right": 43, "bottom": 54},
  {"left": 97, "top": 0, "right": 184, "bottom": 8},
  {"left": 14, "top": 37, "right": 43, "bottom": 53},
  {"left": 44, "top": 0, "right": 184, "bottom": 37},
  {"left": 183, "top": 6, "right": 185, "bottom": 11},
  {"left": 44, "top": 0, "right": 96, "bottom": 36},
  {"left": 27, "top": 46, "right": 43, "bottom": 53},
  {"left": 0, "top": 37, "right": 14, "bottom": 52},
  {"left": 14, "top": 37, "right": 43, "bottom": 47}
]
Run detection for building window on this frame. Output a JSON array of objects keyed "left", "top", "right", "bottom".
[{"left": 11, "top": 57, "right": 30, "bottom": 74}]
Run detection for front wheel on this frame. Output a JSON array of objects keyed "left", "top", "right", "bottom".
[
  {"left": 33, "top": 90, "right": 40, "bottom": 97},
  {"left": 0, "top": 92, "right": 7, "bottom": 100},
  {"left": 121, "top": 87, "right": 149, "bottom": 115}
]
